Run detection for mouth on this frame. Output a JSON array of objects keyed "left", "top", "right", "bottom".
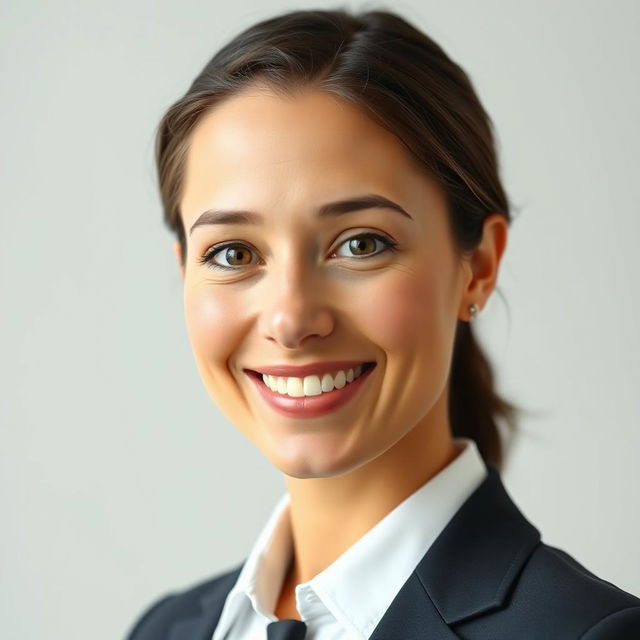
[
  {"left": 244, "top": 362, "right": 376, "bottom": 398},
  {"left": 244, "top": 362, "right": 377, "bottom": 418}
]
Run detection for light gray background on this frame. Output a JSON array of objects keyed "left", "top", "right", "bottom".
[{"left": 1, "top": 1, "right": 639, "bottom": 638}]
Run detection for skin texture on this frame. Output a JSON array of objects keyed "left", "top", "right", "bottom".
[{"left": 174, "top": 86, "right": 508, "bottom": 620}]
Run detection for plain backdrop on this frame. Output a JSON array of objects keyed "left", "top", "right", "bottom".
[{"left": 1, "top": 1, "right": 639, "bottom": 638}]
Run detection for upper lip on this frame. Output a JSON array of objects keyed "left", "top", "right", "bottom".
[{"left": 245, "top": 360, "right": 375, "bottom": 378}]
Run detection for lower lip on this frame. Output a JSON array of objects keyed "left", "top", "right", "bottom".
[{"left": 245, "top": 364, "right": 376, "bottom": 418}]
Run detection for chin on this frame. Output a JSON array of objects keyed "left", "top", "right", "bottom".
[
  {"left": 277, "top": 464, "right": 351, "bottom": 480},
  {"left": 269, "top": 444, "right": 367, "bottom": 479}
]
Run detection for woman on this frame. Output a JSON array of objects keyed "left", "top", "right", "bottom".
[{"left": 126, "top": 8, "right": 640, "bottom": 639}]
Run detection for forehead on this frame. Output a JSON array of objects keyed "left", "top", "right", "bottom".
[{"left": 181, "top": 87, "right": 439, "bottom": 222}]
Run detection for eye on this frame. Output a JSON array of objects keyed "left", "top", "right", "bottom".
[
  {"left": 331, "top": 232, "right": 399, "bottom": 260},
  {"left": 197, "top": 243, "right": 259, "bottom": 271}
]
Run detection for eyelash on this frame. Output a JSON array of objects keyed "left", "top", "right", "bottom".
[{"left": 197, "top": 232, "right": 399, "bottom": 272}]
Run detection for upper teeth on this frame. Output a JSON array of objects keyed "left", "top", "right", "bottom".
[{"left": 262, "top": 364, "right": 365, "bottom": 397}]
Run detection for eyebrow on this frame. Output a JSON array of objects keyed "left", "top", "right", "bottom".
[{"left": 188, "top": 193, "right": 413, "bottom": 236}]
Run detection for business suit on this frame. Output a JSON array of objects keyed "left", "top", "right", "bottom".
[{"left": 126, "top": 465, "right": 640, "bottom": 639}]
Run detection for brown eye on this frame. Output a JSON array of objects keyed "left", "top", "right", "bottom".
[
  {"left": 333, "top": 233, "right": 398, "bottom": 259},
  {"left": 349, "top": 236, "right": 376, "bottom": 255},
  {"left": 220, "top": 246, "right": 253, "bottom": 266},
  {"left": 198, "top": 243, "right": 258, "bottom": 271}
]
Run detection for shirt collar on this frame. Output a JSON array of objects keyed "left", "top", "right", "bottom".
[
  {"left": 213, "top": 437, "right": 487, "bottom": 639},
  {"left": 211, "top": 491, "right": 291, "bottom": 638}
]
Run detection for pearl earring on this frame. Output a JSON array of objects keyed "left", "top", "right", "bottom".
[{"left": 468, "top": 303, "right": 479, "bottom": 321}]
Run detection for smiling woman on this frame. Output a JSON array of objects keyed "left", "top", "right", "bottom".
[
  {"left": 125, "top": 7, "right": 640, "bottom": 640},
  {"left": 176, "top": 85, "right": 498, "bottom": 485}
]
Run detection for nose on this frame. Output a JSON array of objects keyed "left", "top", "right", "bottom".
[{"left": 258, "top": 258, "right": 334, "bottom": 350}]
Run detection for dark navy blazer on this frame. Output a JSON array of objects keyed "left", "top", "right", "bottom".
[{"left": 125, "top": 465, "right": 640, "bottom": 639}]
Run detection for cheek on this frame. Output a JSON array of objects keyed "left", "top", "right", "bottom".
[
  {"left": 358, "top": 265, "right": 455, "bottom": 424},
  {"left": 183, "top": 285, "right": 240, "bottom": 366},
  {"left": 360, "top": 269, "right": 445, "bottom": 352}
]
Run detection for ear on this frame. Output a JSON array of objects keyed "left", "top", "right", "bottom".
[
  {"left": 459, "top": 213, "right": 508, "bottom": 320},
  {"left": 173, "top": 241, "right": 186, "bottom": 281}
]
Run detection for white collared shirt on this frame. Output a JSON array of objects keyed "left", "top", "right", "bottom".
[{"left": 212, "top": 437, "right": 488, "bottom": 640}]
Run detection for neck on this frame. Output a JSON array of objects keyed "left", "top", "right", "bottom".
[{"left": 283, "top": 407, "right": 459, "bottom": 585}]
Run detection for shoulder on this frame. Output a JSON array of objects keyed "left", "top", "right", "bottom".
[
  {"left": 417, "top": 464, "right": 640, "bottom": 638},
  {"left": 525, "top": 542, "right": 639, "bottom": 606},
  {"left": 124, "top": 563, "right": 243, "bottom": 640},
  {"left": 579, "top": 605, "right": 640, "bottom": 639},
  {"left": 491, "top": 541, "right": 640, "bottom": 638},
  {"left": 450, "top": 538, "right": 640, "bottom": 638}
]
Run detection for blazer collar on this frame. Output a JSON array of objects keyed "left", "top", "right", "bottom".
[
  {"left": 169, "top": 464, "right": 541, "bottom": 640},
  {"left": 168, "top": 568, "right": 242, "bottom": 640},
  {"left": 369, "top": 464, "right": 541, "bottom": 638}
]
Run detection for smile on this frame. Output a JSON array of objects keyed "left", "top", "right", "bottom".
[{"left": 245, "top": 362, "right": 376, "bottom": 418}]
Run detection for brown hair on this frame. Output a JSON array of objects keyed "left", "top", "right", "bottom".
[{"left": 155, "top": 7, "right": 520, "bottom": 471}]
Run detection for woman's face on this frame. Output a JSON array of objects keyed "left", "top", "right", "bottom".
[{"left": 178, "top": 87, "right": 473, "bottom": 479}]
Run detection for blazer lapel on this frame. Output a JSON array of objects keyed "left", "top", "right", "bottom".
[
  {"left": 369, "top": 465, "right": 541, "bottom": 639},
  {"left": 367, "top": 570, "right": 461, "bottom": 640},
  {"left": 168, "top": 566, "right": 242, "bottom": 640}
]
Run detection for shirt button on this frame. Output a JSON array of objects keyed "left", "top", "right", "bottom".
[{"left": 305, "top": 592, "right": 316, "bottom": 604}]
